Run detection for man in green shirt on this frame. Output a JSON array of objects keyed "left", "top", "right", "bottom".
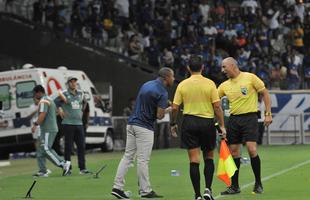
[
  {"left": 31, "top": 85, "right": 71, "bottom": 177},
  {"left": 55, "top": 76, "right": 90, "bottom": 175}
]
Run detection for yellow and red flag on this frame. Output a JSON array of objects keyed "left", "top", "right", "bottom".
[{"left": 217, "top": 140, "right": 237, "bottom": 186}]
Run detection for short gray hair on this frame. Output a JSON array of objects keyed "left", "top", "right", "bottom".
[{"left": 158, "top": 67, "right": 173, "bottom": 79}]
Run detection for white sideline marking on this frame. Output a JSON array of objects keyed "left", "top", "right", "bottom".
[{"left": 215, "top": 159, "right": 310, "bottom": 199}]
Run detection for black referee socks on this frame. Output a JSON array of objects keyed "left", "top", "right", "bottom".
[
  {"left": 251, "top": 155, "right": 262, "bottom": 185},
  {"left": 190, "top": 162, "right": 201, "bottom": 198},
  {"left": 204, "top": 159, "right": 214, "bottom": 190},
  {"left": 232, "top": 157, "right": 241, "bottom": 188}
]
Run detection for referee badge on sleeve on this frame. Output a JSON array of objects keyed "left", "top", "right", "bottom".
[{"left": 241, "top": 86, "right": 248, "bottom": 96}]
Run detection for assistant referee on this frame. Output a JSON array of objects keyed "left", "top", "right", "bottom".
[
  {"left": 218, "top": 57, "right": 272, "bottom": 195},
  {"left": 170, "top": 55, "right": 226, "bottom": 200}
]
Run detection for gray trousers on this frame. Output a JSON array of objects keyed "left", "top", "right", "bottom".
[
  {"left": 113, "top": 125, "right": 154, "bottom": 195},
  {"left": 37, "top": 131, "right": 64, "bottom": 172}
]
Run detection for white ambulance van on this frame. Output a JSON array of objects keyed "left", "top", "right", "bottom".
[{"left": 0, "top": 66, "right": 114, "bottom": 159}]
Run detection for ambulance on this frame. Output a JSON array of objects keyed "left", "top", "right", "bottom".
[{"left": 0, "top": 65, "right": 114, "bottom": 159}]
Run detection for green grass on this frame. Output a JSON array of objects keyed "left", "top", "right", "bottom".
[{"left": 1, "top": 145, "right": 310, "bottom": 200}]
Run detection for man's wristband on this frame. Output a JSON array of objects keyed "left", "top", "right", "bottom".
[
  {"left": 265, "top": 112, "right": 272, "bottom": 116},
  {"left": 34, "top": 122, "right": 39, "bottom": 126},
  {"left": 170, "top": 122, "right": 176, "bottom": 126}
]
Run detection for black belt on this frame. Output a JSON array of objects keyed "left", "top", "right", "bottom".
[{"left": 230, "top": 112, "right": 257, "bottom": 117}]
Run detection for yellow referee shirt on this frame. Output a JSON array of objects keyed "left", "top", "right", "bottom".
[
  {"left": 173, "top": 74, "right": 220, "bottom": 118},
  {"left": 218, "top": 72, "right": 265, "bottom": 115}
]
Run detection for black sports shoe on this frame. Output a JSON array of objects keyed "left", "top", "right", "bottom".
[
  {"left": 221, "top": 186, "right": 241, "bottom": 195},
  {"left": 111, "top": 188, "right": 130, "bottom": 199},
  {"left": 141, "top": 191, "right": 163, "bottom": 198},
  {"left": 203, "top": 188, "right": 215, "bottom": 200},
  {"left": 252, "top": 183, "right": 263, "bottom": 194}
]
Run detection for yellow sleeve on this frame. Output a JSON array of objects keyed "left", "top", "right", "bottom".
[
  {"left": 218, "top": 83, "right": 225, "bottom": 98},
  {"left": 211, "top": 82, "right": 220, "bottom": 103},
  {"left": 251, "top": 74, "right": 265, "bottom": 92},
  {"left": 173, "top": 84, "right": 183, "bottom": 106}
]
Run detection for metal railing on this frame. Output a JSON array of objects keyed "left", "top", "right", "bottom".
[{"left": 266, "top": 112, "right": 310, "bottom": 145}]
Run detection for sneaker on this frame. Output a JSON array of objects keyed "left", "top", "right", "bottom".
[
  {"left": 33, "top": 171, "right": 48, "bottom": 177},
  {"left": 195, "top": 197, "right": 202, "bottom": 200},
  {"left": 46, "top": 169, "right": 52, "bottom": 175},
  {"left": 141, "top": 191, "right": 163, "bottom": 198},
  {"left": 221, "top": 186, "right": 241, "bottom": 195},
  {"left": 203, "top": 188, "right": 214, "bottom": 200},
  {"left": 80, "top": 169, "right": 92, "bottom": 175},
  {"left": 62, "top": 161, "right": 71, "bottom": 176},
  {"left": 111, "top": 188, "right": 130, "bottom": 199},
  {"left": 252, "top": 183, "right": 263, "bottom": 194}
]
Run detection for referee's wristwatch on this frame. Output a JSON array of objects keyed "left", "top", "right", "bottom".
[{"left": 264, "top": 111, "right": 272, "bottom": 116}]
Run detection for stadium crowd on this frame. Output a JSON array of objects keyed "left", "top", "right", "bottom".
[{"left": 9, "top": 0, "right": 310, "bottom": 89}]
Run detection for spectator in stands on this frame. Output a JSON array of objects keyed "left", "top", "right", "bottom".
[
  {"left": 287, "top": 64, "right": 301, "bottom": 89},
  {"left": 91, "top": 16, "right": 103, "bottom": 46},
  {"left": 45, "top": 0, "right": 55, "bottom": 29},
  {"left": 71, "top": 4, "right": 83, "bottom": 38},
  {"left": 241, "top": 0, "right": 259, "bottom": 14},
  {"left": 128, "top": 34, "right": 143, "bottom": 61},
  {"left": 123, "top": 98, "right": 135, "bottom": 117},
  {"left": 267, "top": 9, "right": 280, "bottom": 35},
  {"left": 146, "top": 38, "right": 161, "bottom": 68},
  {"left": 304, "top": 13, "right": 310, "bottom": 47},
  {"left": 33, "top": 0, "right": 44, "bottom": 24},
  {"left": 224, "top": 23, "right": 237, "bottom": 40},
  {"left": 279, "top": 66, "right": 289, "bottom": 89},
  {"left": 114, "top": 0, "right": 129, "bottom": 27},
  {"left": 203, "top": 20, "right": 217, "bottom": 39},
  {"left": 270, "top": 64, "right": 281, "bottom": 90},
  {"left": 294, "top": 1, "right": 305, "bottom": 23},
  {"left": 291, "top": 21, "right": 304, "bottom": 54},
  {"left": 199, "top": 0, "right": 210, "bottom": 23},
  {"left": 161, "top": 48, "right": 174, "bottom": 68}
]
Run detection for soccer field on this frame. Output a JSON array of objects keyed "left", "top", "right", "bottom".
[{"left": 0, "top": 145, "right": 310, "bottom": 200}]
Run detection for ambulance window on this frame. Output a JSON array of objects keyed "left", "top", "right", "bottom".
[
  {"left": 16, "top": 81, "right": 36, "bottom": 108},
  {"left": 0, "top": 84, "right": 10, "bottom": 110}
]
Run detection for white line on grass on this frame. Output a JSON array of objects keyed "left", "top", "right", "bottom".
[{"left": 214, "top": 159, "right": 310, "bottom": 199}]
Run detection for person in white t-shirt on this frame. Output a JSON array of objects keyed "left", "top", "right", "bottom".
[
  {"left": 241, "top": 0, "right": 258, "bottom": 14},
  {"left": 199, "top": 0, "right": 210, "bottom": 23}
]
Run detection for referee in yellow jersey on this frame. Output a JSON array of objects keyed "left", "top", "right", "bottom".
[
  {"left": 170, "top": 56, "right": 226, "bottom": 200},
  {"left": 218, "top": 57, "right": 272, "bottom": 195}
]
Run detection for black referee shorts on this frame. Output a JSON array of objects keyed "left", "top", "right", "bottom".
[
  {"left": 181, "top": 115, "right": 216, "bottom": 151},
  {"left": 227, "top": 112, "right": 259, "bottom": 144}
]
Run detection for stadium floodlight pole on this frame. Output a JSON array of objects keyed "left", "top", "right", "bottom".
[
  {"left": 93, "top": 164, "right": 107, "bottom": 178},
  {"left": 25, "top": 180, "right": 36, "bottom": 198}
]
